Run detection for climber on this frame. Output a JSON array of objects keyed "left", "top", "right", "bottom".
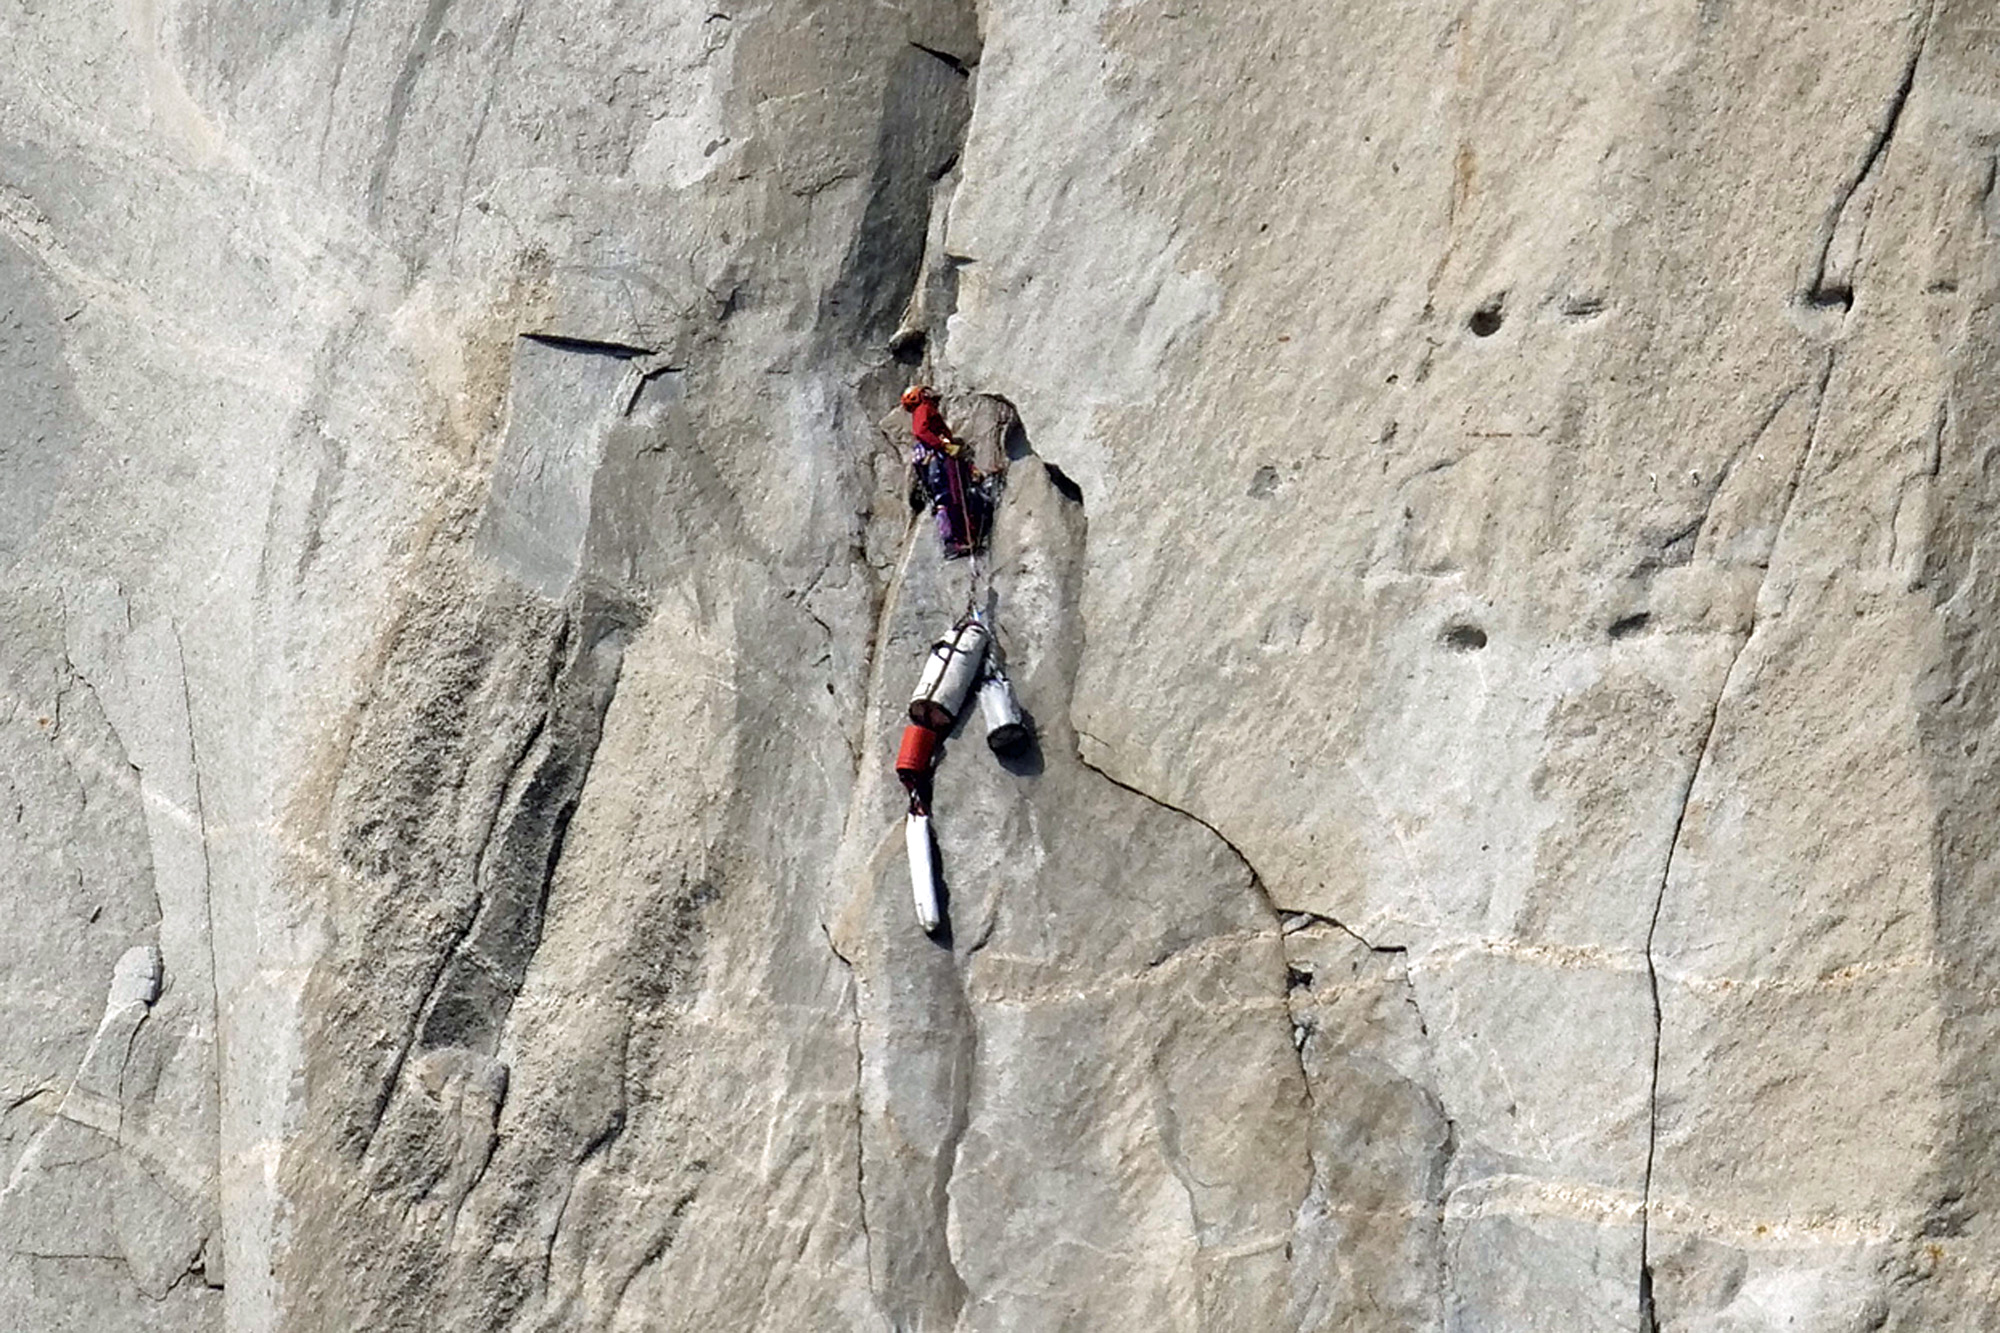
[{"left": 901, "top": 385, "right": 986, "bottom": 558}]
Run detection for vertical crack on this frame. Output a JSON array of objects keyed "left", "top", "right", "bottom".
[
  {"left": 541, "top": 1105, "right": 627, "bottom": 1287},
  {"left": 818, "top": 525, "right": 908, "bottom": 1330},
  {"left": 818, "top": 923, "right": 892, "bottom": 1333},
  {"left": 932, "top": 994, "right": 974, "bottom": 1317},
  {"left": 167, "top": 622, "right": 223, "bottom": 1115},
  {"left": 1639, "top": 350, "right": 1836, "bottom": 1328},
  {"left": 367, "top": 0, "right": 459, "bottom": 223},
  {"left": 1637, "top": 679, "right": 1728, "bottom": 1333},
  {"left": 1803, "top": 0, "right": 1934, "bottom": 311}
]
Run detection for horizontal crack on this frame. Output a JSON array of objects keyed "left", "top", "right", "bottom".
[
  {"left": 520, "top": 332, "right": 654, "bottom": 359},
  {"left": 1282, "top": 909, "right": 1404, "bottom": 954}
]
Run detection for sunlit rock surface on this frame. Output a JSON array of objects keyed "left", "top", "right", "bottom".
[{"left": 1, "top": 0, "right": 1995, "bottom": 1329}]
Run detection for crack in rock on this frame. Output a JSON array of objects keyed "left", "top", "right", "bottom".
[
  {"left": 1638, "top": 349, "right": 1838, "bottom": 1329},
  {"left": 1069, "top": 730, "right": 1333, "bottom": 1298},
  {"left": 1803, "top": 0, "right": 1935, "bottom": 315}
]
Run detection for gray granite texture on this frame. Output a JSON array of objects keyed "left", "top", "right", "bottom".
[{"left": 1, "top": 0, "right": 1996, "bottom": 1329}]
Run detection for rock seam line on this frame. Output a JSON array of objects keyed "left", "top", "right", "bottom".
[
  {"left": 1637, "top": 346, "right": 1837, "bottom": 1330},
  {"left": 1070, "top": 733, "right": 1325, "bottom": 1286},
  {"left": 1804, "top": 0, "right": 1936, "bottom": 306}
]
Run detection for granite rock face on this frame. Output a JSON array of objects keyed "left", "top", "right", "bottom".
[{"left": 2, "top": 0, "right": 1997, "bottom": 1329}]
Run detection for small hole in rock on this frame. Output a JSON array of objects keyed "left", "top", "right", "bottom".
[
  {"left": 888, "top": 328, "right": 927, "bottom": 363},
  {"left": 1043, "top": 462, "right": 1084, "bottom": 504},
  {"left": 1442, "top": 623, "right": 1488, "bottom": 651},
  {"left": 1609, "top": 612, "right": 1651, "bottom": 640},
  {"left": 1247, "top": 465, "right": 1279, "bottom": 498},
  {"left": 1469, "top": 300, "right": 1505, "bottom": 337}
]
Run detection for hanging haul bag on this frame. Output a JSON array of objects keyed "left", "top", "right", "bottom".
[
  {"left": 909, "top": 618, "right": 991, "bottom": 730},
  {"left": 977, "top": 671, "right": 1030, "bottom": 755},
  {"left": 896, "top": 723, "right": 941, "bottom": 791},
  {"left": 907, "top": 811, "right": 942, "bottom": 933}
]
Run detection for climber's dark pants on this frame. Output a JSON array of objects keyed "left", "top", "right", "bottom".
[{"left": 921, "top": 455, "right": 981, "bottom": 552}]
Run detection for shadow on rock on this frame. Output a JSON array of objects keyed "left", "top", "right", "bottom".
[{"left": 991, "top": 709, "right": 1043, "bottom": 777}]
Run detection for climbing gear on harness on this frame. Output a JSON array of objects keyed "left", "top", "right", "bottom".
[
  {"left": 909, "top": 617, "right": 991, "bottom": 730},
  {"left": 912, "top": 449, "right": 973, "bottom": 552},
  {"left": 977, "top": 668, "right": 1030, "bottom": 755}
]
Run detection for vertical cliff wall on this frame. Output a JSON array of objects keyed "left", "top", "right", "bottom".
[{"left": 1, "top": 0, "right": 1997, "bottom": 1329}]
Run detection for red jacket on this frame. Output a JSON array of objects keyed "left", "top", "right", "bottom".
[{"left": 910, "top": 401, "right": 951, "bottom": 450}]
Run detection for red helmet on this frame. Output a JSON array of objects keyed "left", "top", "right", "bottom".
[{"left": 900, "top": 385, "right": 936, "bottom": 410}]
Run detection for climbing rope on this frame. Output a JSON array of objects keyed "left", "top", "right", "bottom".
[
  {"left": 939, "top": 444, "right": 987, "bottom": 620},
  {"left": 945, "top": 449, "right": 977, "bottom": 552}
]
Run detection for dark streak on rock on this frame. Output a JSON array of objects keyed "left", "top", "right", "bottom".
[
  {"left": 367, "top": 0, "right": 458, "bottom": 224},
  {"left": 520, "top": 333, "right": 654, "bottom": 360},
  {"left": 910, "top": 41, "right": 973, "bottom": 76},
  {"left": 1609, "top": 612, "right": 1652, "bottom": 640}
]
